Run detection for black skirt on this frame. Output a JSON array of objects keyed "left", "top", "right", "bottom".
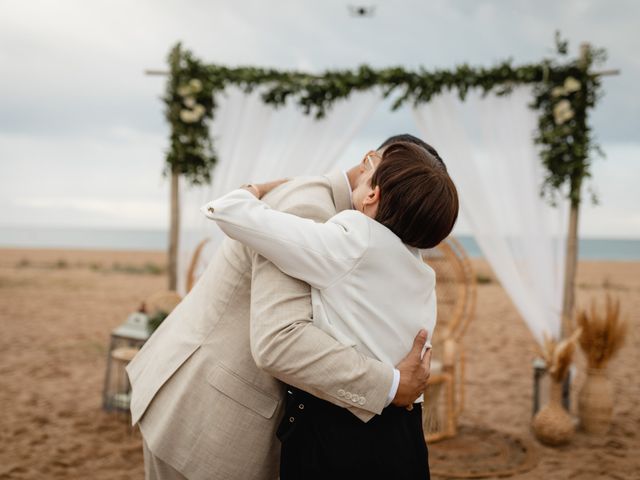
[{"left": 278, "top": 387, "right": 430, "bottom": 480}]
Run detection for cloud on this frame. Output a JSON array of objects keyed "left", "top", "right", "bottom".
[
  {"left": 11, "top": 196, "right": 165, "bottom": 227},
  {"left": 579, "top": 142, "right": 640, "bottom": 238},
  {"left": 0, "top": 0, "right": 638, "bottom": 236},
  {"left": 0, "top": 130, "right": 168, "bottom": 228},
  {"left": 1, "top": 0, "right": 637, "bottom": 138}
]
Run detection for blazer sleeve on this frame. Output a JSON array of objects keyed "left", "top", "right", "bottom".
[
  {"left": 201, "top": 189, "right": 368, "bottom": 290},
  {"left": 245, "top": 179, "right": 394, "bottom": 421}
]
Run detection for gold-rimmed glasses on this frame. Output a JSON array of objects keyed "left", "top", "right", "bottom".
[{"left": 364, "top": 150, "right": 382, "bottom": 171}]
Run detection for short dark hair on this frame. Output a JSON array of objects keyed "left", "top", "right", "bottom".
[
  {"left": 371, "top": 141, "right": 458, "bottom": 249},
  {"left": 378, "top": 134, "right": 446, "bottom": 171}
]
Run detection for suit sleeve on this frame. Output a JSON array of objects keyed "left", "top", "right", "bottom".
[
  {"left": 246, "top": 184, "right": 394, "bottom": 421},
  {"left": 201, "top": 189, "right": 366, "bottom": 290}
]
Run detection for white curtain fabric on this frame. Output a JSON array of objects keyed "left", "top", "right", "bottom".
[
  {"left": 413, "top": 86, "right": 568, "bottom": 344},
  {"left": 176, "top": 86, "right": 381, "bottom": 293}
]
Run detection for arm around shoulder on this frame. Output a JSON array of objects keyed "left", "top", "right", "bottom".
[{"left": 248, "top": 194, "right": 394, "bottom": 420}]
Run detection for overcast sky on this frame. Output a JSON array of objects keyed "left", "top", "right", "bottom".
[{"left": 1, "top": 0, "right": 638, "bottom": 237}]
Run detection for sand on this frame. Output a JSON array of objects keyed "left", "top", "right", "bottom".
[{"left": 0, "top": 248, "right": 638, "bottom": 479}]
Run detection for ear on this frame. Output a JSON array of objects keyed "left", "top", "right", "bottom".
[{"left": 364, "top": 185, "right": 381, "bottom": 207}]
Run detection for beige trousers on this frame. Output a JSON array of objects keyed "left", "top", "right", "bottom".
[{"left": 143, "top": 440, "right": 187, "bottom": 480}]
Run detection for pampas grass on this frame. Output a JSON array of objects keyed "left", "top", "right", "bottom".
[
  {"left": 538, "top": 328, "right": 582, "bottom": 382},
  {"left": 576, "top": 295, "right": 628, "bottom": 369}
]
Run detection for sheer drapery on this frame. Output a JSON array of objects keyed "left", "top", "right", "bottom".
[
  {"left": 413, "top": 86, "right": 568, "bottom": 343},
  {"left": 176, "top": 86, "right": 381, "bottom": 293}
]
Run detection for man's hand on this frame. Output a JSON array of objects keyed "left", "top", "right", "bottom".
[{"left": 392, "top": 329, "right": 432, "bottom": 407}]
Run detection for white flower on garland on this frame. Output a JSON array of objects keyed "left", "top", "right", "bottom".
[
  {"left": 189, "top": 78, "right": 203, "bottom": 93},
  {"left": 553, "top": 99, "right": 574, "bottom": 125},
  {"left": 177, "top": 78, "right": 204, "bottom": 98},
  {"left": 183, "top": 96, "right": 197, "bottom": 108},
  {"left": 180, "top": 109, "right": 197, "bottom": 123},
  {"left": 177, "top": 84, "right": 192, "bottom": 97},
  {"left": 179, "top": 103, "right": 206, "bottom": 124},
  {"left": 551, "top": 77, "right": 582, "bottom": 99},
  {"left": 563, "top": 77, "right": 581, "bottom": 93}
]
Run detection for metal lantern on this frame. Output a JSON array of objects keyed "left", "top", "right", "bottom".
[{"left": 102, "top": 311, "right": 150, "bottom": 413}]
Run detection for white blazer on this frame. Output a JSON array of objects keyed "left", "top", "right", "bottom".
[{"left": 202, "top": 189, "right": 437, "bottom": 368}]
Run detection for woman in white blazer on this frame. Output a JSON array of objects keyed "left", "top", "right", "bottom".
[{"left": 202, "top": 141, "right": 458, "bottom": 480}]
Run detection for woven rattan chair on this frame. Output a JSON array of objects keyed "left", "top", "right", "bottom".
[
  {"left": 186, "top": 237, "right": 212, "bottom": 293},
  {"left": 421, "top": 236, "right": 477, "bottom": 442},
  {"left": 145, "top": 290, "right": 182, "bottom": 316}
]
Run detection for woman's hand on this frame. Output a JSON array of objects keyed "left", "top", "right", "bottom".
[{"left": 241, "top": 179, "right": 289, "bottom": 199}]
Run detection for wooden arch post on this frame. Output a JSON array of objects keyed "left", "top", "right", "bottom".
[{"left": 559, "top": 42, "right": 591, "bottom": 339}]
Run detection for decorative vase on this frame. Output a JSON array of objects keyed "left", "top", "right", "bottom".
[
  {"left": 532, "top": 379, "right": 575, "bottom": 445},
  {"left": 578, "top": 367, "right": 613, "bottom": 434}
]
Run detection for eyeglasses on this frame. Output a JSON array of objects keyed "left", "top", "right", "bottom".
[{"left": 364, "top": 151, "right": 381, "bottom": 171}]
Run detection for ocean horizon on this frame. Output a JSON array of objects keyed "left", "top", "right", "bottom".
[{"left": 0, "top": 225, "right": 639, "bottom": 261}]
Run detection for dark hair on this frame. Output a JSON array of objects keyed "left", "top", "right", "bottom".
[
  {"left": 378, "top": 134, "right": 446, "bottom": 172},
  {"left": 371, "top": 141, "right": 458, "bottom": 249}
]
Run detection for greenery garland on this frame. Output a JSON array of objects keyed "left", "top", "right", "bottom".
[{"left": 164, "top": 34, "right": 605, "bottom": 205}]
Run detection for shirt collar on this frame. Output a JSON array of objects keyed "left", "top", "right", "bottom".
[
  {"left": 342, "top": 171, "right": 354, "bottom": 209},
  {"left": 323, "top": 170, "right": 353, "bottom": 213}
]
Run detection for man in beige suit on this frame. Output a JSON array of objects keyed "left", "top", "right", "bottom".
[{"left": 126, "top": 135, "right": 434, "bottom": 479}]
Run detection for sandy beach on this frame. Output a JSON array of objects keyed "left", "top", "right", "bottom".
[{"left": 0, "top": 247, "right": 638, "bottom": 479}]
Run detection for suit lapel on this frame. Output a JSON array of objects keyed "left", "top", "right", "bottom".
[{"left": 324, "top": 170, "right": 352, "bottom": 213}]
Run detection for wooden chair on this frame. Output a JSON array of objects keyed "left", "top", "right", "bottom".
[{"left": 421, "top": 236, "right": 477, "bottom": 442}]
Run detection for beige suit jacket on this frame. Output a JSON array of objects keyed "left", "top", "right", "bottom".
[{"left": 126, "top": 172, "right": 394, "bottom": 480}]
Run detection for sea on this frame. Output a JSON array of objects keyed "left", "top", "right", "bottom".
[{"left": 0, "top": 226, "right": 639, "bottom": 261}]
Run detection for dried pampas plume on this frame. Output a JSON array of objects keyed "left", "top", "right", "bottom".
[
  {"left": 576, "top": 295, "right": 628, "bottom": 369},
  {"left": 538, "top": 328, "right": 582, "bottom": 382}
]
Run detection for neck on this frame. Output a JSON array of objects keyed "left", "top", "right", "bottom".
[{"left": 346, "top": 166, "right": 360, "bottom": 190}]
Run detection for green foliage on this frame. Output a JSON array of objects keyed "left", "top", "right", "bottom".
[
  {"left": 164, "top": 44, "right": 217, "bottom": 184},
  {"left": 531, "top": 34, "right": 606, "bottom": 206},
  {"left": 476, "top": 274, "right": 494, "bottom": 285},
  {"left": 16, "top": 258, "right": 30, "bottom": 268},
  {"left": 110, "top": 261, "right": 166, "bottom": 275},
  {"left": 147, "top": 310, "right": 169, "bottom": 334},
  {"left": 55, "top": 259, "right": 69, "bottom": 269},
  {"left": 165, "top": 35, "right": 606, "bottom": 206}
]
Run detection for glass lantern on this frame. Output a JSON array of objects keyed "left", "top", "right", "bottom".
[
  {"left": 102, "top": 311, "right": 150, "bottom": 413},
  {"left": 532, "top": 357, "right": 573, "bottom": 416}
]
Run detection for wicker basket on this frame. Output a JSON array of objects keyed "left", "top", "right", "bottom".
[{"left": 532, "top": 380, "right": 574, "bottom": 445}]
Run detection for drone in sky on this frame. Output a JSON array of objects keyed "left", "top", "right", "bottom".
[{"left": 348, "top": 5, "right": 376, "bottom": 17}]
